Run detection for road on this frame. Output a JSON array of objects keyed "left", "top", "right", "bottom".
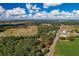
[{"left": 46, "top": 25, "right": 62, "bottom": 56}]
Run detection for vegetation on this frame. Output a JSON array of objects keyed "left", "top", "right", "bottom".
[
  {"left": 1, "top": 20, "right": 79, "bottom": 56},
  {"left": 0, "top": 36, "right": 43, "bottom": 56},
  {"left": 0, "top": 21, "right": 59, "bottom": 56},
  {"left": 54, "top": 37, "right": 79, "bottom": 56}
]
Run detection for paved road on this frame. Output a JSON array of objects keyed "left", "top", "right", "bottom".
[{"left": 47, "top": 25, "right": 62, "bottom": 56}]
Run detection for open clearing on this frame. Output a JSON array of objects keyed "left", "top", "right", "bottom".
[
  {"left": 0, "top": 26, "right": 38, "bottom": 37},
  {"left": 54, "top": 38, "right": 79, "bottom": 56}
]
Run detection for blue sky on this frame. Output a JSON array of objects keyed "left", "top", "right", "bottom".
[
  {"left": 1, "top": 3, "right": 79, "bottom": 12},
  {"left": 0, "top": 3, "right": 79, "bottom": 20}
]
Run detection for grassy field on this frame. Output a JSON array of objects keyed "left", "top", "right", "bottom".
[
  {"left": 0, "top": 26, "right": 38, "bottom": 37},
  {"left": 54, "top": 38, "right": 79, "bottom": 56}
]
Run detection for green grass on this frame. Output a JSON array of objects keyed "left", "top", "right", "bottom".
[{"left": 54, "top": 38, "right": 79, "bottom": 56}]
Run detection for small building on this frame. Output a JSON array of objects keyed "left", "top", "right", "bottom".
[{"left": 60, "top": 30, "right": 68, "bottom": 38}]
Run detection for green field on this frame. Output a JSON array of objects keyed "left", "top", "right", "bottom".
[{"left": 54, "top": 38, "right": 79, "bottom": 56}]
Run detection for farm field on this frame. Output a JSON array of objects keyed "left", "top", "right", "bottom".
[
  {"left": 54, "top": 37, "right": 79, "bottom": 56},
  {"left": 0, "top": 26, "right": 38, "bottom": 37}
]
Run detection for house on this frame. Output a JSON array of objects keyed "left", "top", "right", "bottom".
[{"left": 60, "top": 30, "right": 68, "bottom": 38}]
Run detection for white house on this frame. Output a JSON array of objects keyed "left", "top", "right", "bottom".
[{"left": 60, "top": 30, "right": 68, "bottom": 38}]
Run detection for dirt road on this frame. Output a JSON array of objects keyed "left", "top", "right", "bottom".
[{"left": 47, "top": 25, "right": 61, "bottom": 56}]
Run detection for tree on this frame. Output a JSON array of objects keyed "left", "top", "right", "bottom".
[{"left": 68, "top": 36, "right": 75, "bottom": 41}]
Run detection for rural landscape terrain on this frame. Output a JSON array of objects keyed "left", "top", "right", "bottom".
[
  {"left": 0, "top": 3, "right": 79, "bottom": 56},
  {"left": 0, "top": 20, "right": 79, "bottom": 56}
]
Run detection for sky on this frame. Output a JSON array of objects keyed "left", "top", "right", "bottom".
[{"left": 0, "top": 3, "right": 79, "bottom": 20}]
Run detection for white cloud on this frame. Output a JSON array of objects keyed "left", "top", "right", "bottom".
[
  {"left": 0, "top": 7, "right": 27, "bottom": 20},
  {"left": 26, "top": 3, "right": 31, "bottom": 10},
  {"left": 0, "top": 6, "right": 5, "bottom": 14},
  {"left": 35, "top": 7, "right": 40, "bottom": 12},
  {"left": 28, "top": 13, "right": 32, "bottom": 17},
  {"left": 0, "top": 6, "right": 27, "bottom": 19},
  {"left": 50, "top": 9, "right": 60, "bottom": 16},
  {"left": 33, "top": 9, "right": 79, "bottom": 19},
  {"left": 32, "top": 4, "right": 37, "bottom": 10},
  {"left": 33, "top": 11, "right": 48, "bottom": 18},
  {"left": 61, "top": 11, "right": 73, "bottom": 17},
  {"left": 72, "top": 10, "right": 79, "bottom": 16},
  {"left": 48, "top": 9, "right": 73, "bottom": 19},
  {"left": 32, "top": 4, "right": 40, "bottom": 12},
  {"left": 44, "top": 3, "right": 62, "bottom": 8},
  {"left": 0, "top": 4, "right": 79, "bottom": 20},
  {"left": 29, "top": 9, "right": 34, "bottom": 14},
  {"left": 5, "top": 7, "right": 26, "bottom": 18},
  {"left": 26, "top": 3, "right": 40, "bottom": 14},
  {"left": 6, "top": 7, "right": 26, "bottom": 15}
]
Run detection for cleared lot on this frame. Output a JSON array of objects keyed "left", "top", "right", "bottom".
[{"left": 0, "top": 26, "right": 38, "bottom": 37}]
